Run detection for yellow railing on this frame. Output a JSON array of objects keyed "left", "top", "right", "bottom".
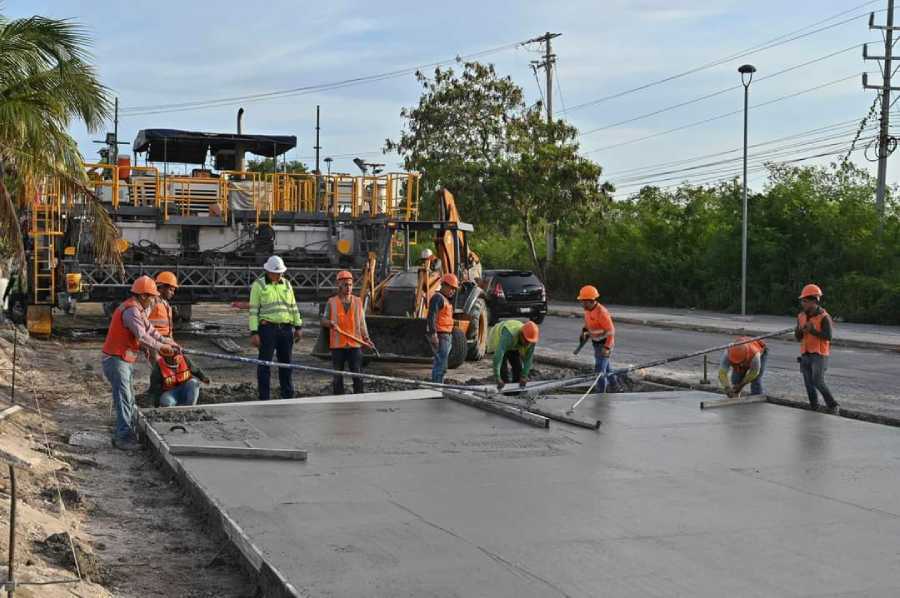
[{"left": 27, "top": 178, "right": 64, "bottom": 304}]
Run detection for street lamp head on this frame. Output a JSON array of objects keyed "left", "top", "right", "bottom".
[{"left": 738, "top": 64, "right": 756, "bottom": 87}]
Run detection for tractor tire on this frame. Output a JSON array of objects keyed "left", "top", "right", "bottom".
[
  {"left": 447, "top": 329, "right": 467, "bottom": 370},
  {"left": 465, "top": 297, "right": 489, "bottom": 362}
]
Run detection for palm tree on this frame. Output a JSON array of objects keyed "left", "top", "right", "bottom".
[{"left": 0, "top": 13, "right": 119, "bottom": 267}]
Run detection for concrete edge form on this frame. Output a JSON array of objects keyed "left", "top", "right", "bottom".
[
  {"left": 137, "top": 412, "right": 304, "bottom": 598},
  {"left": 699, "top": 395, "right": 767, "bottom": 409}
]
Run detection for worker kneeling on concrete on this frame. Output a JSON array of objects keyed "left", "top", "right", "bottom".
[
  {"left": 321, "top": 270, "right": 370, "bottom": 395},
  {"left": 427, "top": 273, "right": 459, "bottom": 383},
  {"left": 101, "top": 276, "right": 179, "bottom": 450},
  {"left": 719, "top": 337, "right": 768, "bottom": 398},
  {"left": 578, "top": 285, "right": 620, "bottom": 392},
  {"left": 249, "top": 256, "right": 303, "bottom": 401},
  {"left": 795, "top": 283, "right": 839, "bottom": 413},
  {"left": 488, "top": 320, "right": 539, "bottom": 392},
  {"left": 148, "top": 271, "right": 178, "bottom": 339},
  {"left": 149, "top": 352, "right": 211, "bottom": 407}
]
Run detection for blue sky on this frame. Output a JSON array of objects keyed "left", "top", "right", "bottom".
[{"left": 11, "top": 0, "right": 896, "bottom": 193}]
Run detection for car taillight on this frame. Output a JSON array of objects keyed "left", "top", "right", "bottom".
[
  {"left": 493, "top": 282, "right": 505, "bottom": 299},
  {"left": 541, "top": 287, "right": 546, "bottom": 301}
]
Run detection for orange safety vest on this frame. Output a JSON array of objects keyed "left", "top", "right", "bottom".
[
  {"left": 731, "top": 340, "right": 766, "bottom": 373},
  {"left": 798, "top": 309, "right": 831, "bottom": 356},
  {"left": 435, "top": 293, "right": 454, "bottom": 334},
  {"left": 102, "top": 297, "right": 143, "bottom": 363},
  {"left": 583, "top": 303, "right": 615, "bottom": 348},
  {"left": 158, "top": 354, "right": 193, "bottom": 391},
  {"left": 148, "top": 299, "right": 173, "bottom": 338},
  {"left": 328, "top": 295, "right": 365, "bottom": 349}
]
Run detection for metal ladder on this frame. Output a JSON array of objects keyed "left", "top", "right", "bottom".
[{"left": 30, "top": 183, "right": 62, "bottom": 305}]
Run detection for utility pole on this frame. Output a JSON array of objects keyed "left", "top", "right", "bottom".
[
  {"left": 864, "top": 0, "right": 899, "bottom": 221},
  {"left": 315, "top": 105, "right": 322, "bottom": 209},
  {"left": 527, "top": 32, "right": 561, "bottom": 265}
]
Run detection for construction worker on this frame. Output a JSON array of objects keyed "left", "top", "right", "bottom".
[
  {"left": 249, "top": 256, "right": 303, "bottom": 401},
  {"left": 488, "top": 320, "right": 540, "bottom": 392},
  {"left": 578, "top": 285, "right": 620, "bottom": 393},
  {"left": 719, "top": 336, "right": 768, "bottom": 398},
  {"left": 148, "top": 271, "right": 178, "bottom": 339},
  {"left": 101, "top": 276, "right": 179, "bottom": 450},
  {"left": 148, "top": 352, "right": 211, "bottom": 407},
  {"left": 321, "top": 270, "right": 370, "bottom": 395},
  {"left": 427, "top": 273, "right": 458, "bottom": 383},
  {"left": 795, "top": 283, "right": 839, "bottom": 413}
]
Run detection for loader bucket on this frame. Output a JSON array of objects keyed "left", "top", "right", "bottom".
[{"left": 311, "top": 315, "right": 468, "bottom": 368}]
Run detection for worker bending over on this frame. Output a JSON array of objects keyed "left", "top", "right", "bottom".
[
  {"left": 149, "top": 352, "right": 211, "bottom": 407},
  {"left": 427, "top": 274, "right": 458, "bottom": 383},
  {"left": 718, "top": 336, "right": 768, "bottom": 398},
  {"left": 148, "top": 271, "right": 178, "bottom": 339},
  {"left": 795, "top": 283, "right": 839, "bottom": 413},
  {"left": 101, "top": 276, "right": 179, "bottom": 450},
  {"left": 488, "top": 320, "right": 540, "bottom": 392},
  {"left": 578, "top": 285, "right": 620, "bottom": 392},
  {"left": 249, "top": 256, "right": 303, "bottom": 401},
  {"left": 321, "top": 270, "right": 370, "bottom": 395}
]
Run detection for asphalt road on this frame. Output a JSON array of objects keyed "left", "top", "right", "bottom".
[{"left": 535, "top": 314, "right": 900, "bottom": 418}]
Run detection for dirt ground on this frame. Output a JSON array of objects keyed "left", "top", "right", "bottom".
[{"left": 0, "top": 302, "right": 575, "bottom": 597}]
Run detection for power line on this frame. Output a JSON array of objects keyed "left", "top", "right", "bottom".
[
  {"left": 583, "top": 73, "right": 864, "bottom": 154},
  {"left": 563, "top": 3, "right": 882, "bottom": 114},
  {"left": 120, "top": 39, "right": 529, "bottom": 116}
]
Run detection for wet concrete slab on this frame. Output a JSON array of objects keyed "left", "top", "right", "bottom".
[{"left": 144, "top": 390, "right": 900, "bottom": 598}]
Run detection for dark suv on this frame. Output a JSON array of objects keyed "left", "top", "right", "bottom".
[{"left": 483, "top": 270, "right": 548, "bottom": 325}]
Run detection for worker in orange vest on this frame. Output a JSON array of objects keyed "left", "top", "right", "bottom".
[
  {"left": 320, "top": 270, "right": 370, "bottom": 394},
  {"left": 148, "top": 271, "right": 178, "bottom": 339},
  {"left": 795, "top": 283, "right": 839, "bottom": 413},
  {"left": 578, "top": 285, "right": 621, "bottom": 393},
  {"left": 719, "top": 337, "right": 768, "bottom": 398},
  {"left": 148, "top": 352, "right": 211, "bottom": 407},
  {"left": 427, "top": 273, "right": 458, "bottom": 383},
  {"left": 101, "top": 276, "right": 179, "bottom": 450}
]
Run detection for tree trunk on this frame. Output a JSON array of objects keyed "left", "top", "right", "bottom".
[
  {"left": 0, "top": 161, "right": 26, "bottom": 267},
  {"left": 522, "top": 212, "right": 546, "bottom": 282}
]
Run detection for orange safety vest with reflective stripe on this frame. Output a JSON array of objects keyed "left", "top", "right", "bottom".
[
  {"left": 102, "top": 298, "right": 143, "bottom": 363},
  {"left": 798, "top": 310, "right": 831, "bottom": 356},
  {"left": 435, "top": 294, "right": 454, "bottom": 333},
  {"left": 157, "top": 354, "right": 193, "bottom": 391},
  {"left": 731, "top": 340, "right": 766, "bottom": 374},
  {"left": 583, "top": 303, "right": 615, "bottom": 349},
  {"left": 328, "top": 295, "right": 365, "bottom": 349},
  {"left": 148, "top": 299, "right": 173, "bottom": 338}
]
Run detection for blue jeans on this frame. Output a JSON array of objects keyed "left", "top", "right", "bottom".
[
  {"left": 431, "top": 333, "right": 451, "bottom": 383},
  {"left": 102, "top": 356, "right": 136, "bottom": 442},
  {"left": 592, "top": 342, "right": 616, "bottom": 393},
  {"left": 731, "top": 349, "right": 768, "bottom": 395},
  {"left": 159, "top": 378, "right": 201, "bottom": 407},
  {"left": 257, "top": 323, "right": 295, "bottom": 400},
  {"left": 800, "top": 353, "right": 837, "bottom": 408}
]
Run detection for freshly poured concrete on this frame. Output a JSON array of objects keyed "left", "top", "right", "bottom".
[{"left": 147, "top": 390, "right": 900, "bottom": 597}]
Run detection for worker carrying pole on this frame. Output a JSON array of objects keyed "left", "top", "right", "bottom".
[
  {"left": 718, "top": 336, "right": 768, "bottom": 398},
  {"left": 487, "top": 320, "right": 540, "bottom": 392},
  {"left": 249, "top": 256, "right": 303, "bottom": 401},
  {"left": 320, "top": 270, "right": 371, "bottom": 395},
  {"left": 427, "top": 273, "right": 459, "bottom": 383},
  {"left": 577, "top": 285, "right": 623, "bottom": 392},
  {"left": 796, "top": 283, "right": 839, "bottom": 413}
]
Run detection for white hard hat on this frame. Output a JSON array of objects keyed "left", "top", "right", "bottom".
[
  {"left": 421, "top": 249, "right": 433, "bottom": 259},
  {"left": 263, "top": 255, "right": 287, "bottom": 273}
]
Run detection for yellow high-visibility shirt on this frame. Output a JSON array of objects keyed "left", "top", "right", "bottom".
[{"left": 248, "top": 276, "right": 302, "bottom": 332}]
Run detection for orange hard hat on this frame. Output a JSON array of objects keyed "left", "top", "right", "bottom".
[
  {"left": 727, "top": 337, "right": 752, "bottom": 364},
  {"left": 155, "top": 271, "right": 178, "bottom": 288},
  {"left": 130, "top": 275, "right": 159, "bottom": 296},
  {"left": 799, "top": 283, "right": 823, "bottom": 299},
  {"left": 337, "top": 270, "right": 353, "bottom": 282},
  {"left": 577, "top": 285, "right": 599, "bottom": 301},
  {"left": 521, "top": 321, "right": 540, "bottom": 344},
  {"left": 441, "top": 273, "right": 459, "bottom": 289}
]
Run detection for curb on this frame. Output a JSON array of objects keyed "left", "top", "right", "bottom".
[
  {"left": 546, "top": 309, "right": 900, "bottom": 353},
  {"left": 534, "top": 353, "right": 900, "bottom": 428}
]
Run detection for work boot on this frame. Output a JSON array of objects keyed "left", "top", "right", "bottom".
[
  {"left": 112, "top": 438, "right": 142, "bottom": 451},
  {"left": 827, "top": 403, "right": 841, "bottom": 415}
]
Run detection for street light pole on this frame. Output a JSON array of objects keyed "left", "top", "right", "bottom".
[{"left": 739, "top": 64, "right": 756, "bottom": 317}]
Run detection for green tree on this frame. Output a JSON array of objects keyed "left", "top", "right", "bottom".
[
  {"left": 246, "top": 158, "right": 308, "bottom": 174},
  {"left": 0, "top": 14, "right": 114, "bottom": 265},
  {"left": 386, "top": 60, "right": 609, "bottom": 280}
]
